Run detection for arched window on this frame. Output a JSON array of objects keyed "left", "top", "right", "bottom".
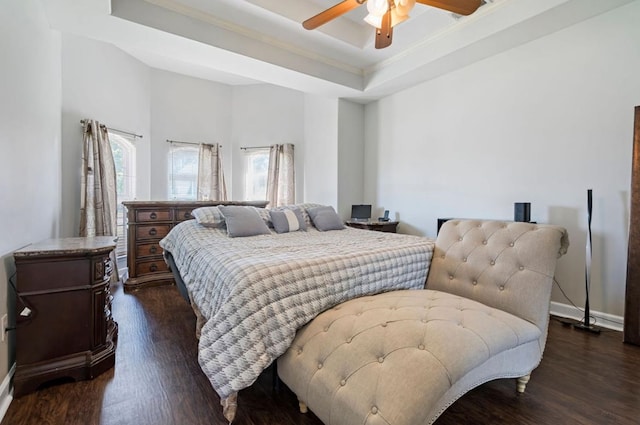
[
  {"left": 109, "top": 132, "right": 136, "bottom": 258},
  {"left": 168, "top": 145, "right": 199, "bottom": 200}
]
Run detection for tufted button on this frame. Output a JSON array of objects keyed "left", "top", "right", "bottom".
[
  {"left": 297, "top": 348, "right": 303, "bottom": 355},
  {"left": 449, "top": 275, "right": 454, "bottom": 280},
  {"left": 472, "top": 280, "right": 478, "bottom": 285},
  {"left": 462, "top": 257, "right": 467, "bottom": 262},
  {"left": 499, "top": 285, "right": 505, "bottom": 291},
  {"left": 458, "top": 237, "right": 463, "bottom": 241},
  {"left": 324, "top": 327, "right": 329, "bottom": 332},
  {"left": 519, "top": 266, "right": 525, "bottom": 271},
  {"left": 340, "top": 379, "right": 346, "bottom": 386},
  {"left": 441, "top": 255, "right": 446, "bottom": 259},
  {"left": 490, "top": 260, "right": 495, "bottom": 266},
  {"left": 381, "top": 322, "right": 387, "bottom": 327},
  {"left": 378, "top": 357, "right": 384, "bottom": 363},
  {"left": 509, "top": 242, "right": 514, "bottom": 247},
  {"left": 356, "top": 312, "right": 362, "bottom": 316},
  {"left": 346, "top": 337, "right": 352, "bottom": 343},
  {"left": 317, "top": 363, "right": 323, "bottom": 369},
  {"left": 419, "top": 344, "right": 425, "bottom": 350},
  {"left": 482, "top": 240, "right": 488, "bottom": 245},
  {"left": 371, "top": 406, "right": 378, "bottom": 414},
  {"left": 421, "top": 318, "right": 427, "bottom": 323}
]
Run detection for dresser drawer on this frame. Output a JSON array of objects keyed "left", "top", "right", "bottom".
[
  {"left": 136, "top": 242, "right": 163, "bottom": 258},
  {"left": 136, "top": 224, "right": 171, "bottom": 240},
  {"left": 136, "top": 209, "right": 171, "bottom": 222},
  {"left": 175, "top": 208, "right": 195, "bottom": 222},
  {"left": 136, "top": 259, "right": 169, "bottom": 275}
]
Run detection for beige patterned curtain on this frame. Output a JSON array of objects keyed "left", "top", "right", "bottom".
[
  {"left": 79, "top": 119, "right": 119, "bottom": 281},
  {"left": 266, "top": 143, "right": 295, "bottom": 207},
  {"left": 197, "top": 143, "right": 227, "bottom": 201}
]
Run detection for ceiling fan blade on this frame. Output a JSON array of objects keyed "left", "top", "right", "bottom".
[
  {"left": 303, "top": 0, "right": 364, "bottom": 30},
  {"left": 375, "top": 9, "right": 393, "bottom": 49},
  {"left": 416, "top": 0, "right": 482, "bottom": 16}
]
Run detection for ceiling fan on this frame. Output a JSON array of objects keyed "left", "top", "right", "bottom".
[{"left": 303, "top": 0, "right": 483, "bottom": 49}]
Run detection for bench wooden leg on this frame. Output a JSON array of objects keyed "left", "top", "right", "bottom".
[
  {"left": 516, "top": 374, "right": 531, "bottom": 393},
  {"left": 299, "top": 400, "right": 308, "bottom": 413}
]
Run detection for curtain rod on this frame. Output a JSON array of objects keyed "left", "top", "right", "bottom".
[
  {"left": 79, "top": 119, "right": 143, "bottom": 139},
  {"left": 166, "top": 139, "right": 222, "bottom": 147},
  {"left": 240, "top": 146, "right": 270, "bottom": 151}
]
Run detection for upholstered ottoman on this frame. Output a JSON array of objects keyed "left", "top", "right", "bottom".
[{"left": 277, "top": 220, "right": 569, "bottom": 425}]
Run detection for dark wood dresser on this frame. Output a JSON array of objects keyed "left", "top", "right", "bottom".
[
  {"left": 122, "top": 200, "right": 268, "bottom": 291},
  {"left": 13, "top": 237, "right": 118, "bottom": 397}
]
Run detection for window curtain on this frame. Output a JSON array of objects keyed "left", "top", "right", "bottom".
[
  {"left": 197, "top": 143, "right": 228, "bottom": 201},
  {"left": 79, "top": 119, "right": 119, "bottom": 282},
  {"left": 266, "top": 143, "right": 295, "bottom": 207}
]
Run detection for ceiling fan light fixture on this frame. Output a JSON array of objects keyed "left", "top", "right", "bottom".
[
  {"left": 365, "top": 0, "right": 416, "bottom": 29},
  {"left": 364, "top": 0, "right": 389, "bottom": 28}
]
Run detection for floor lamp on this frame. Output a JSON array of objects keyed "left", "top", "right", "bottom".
[{"left": 573, "top": 189, "right": 601, "bottom": 333}]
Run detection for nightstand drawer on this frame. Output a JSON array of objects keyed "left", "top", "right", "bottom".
[
  {"left": 135, "top": 259, "right": 169, "bottom": 275},
  {"left": 136, "top": 242, "right": 163, "bottom": 258},
  {"left": 136, "top": 209, "right": 171, "bottom": 222},
  {"left": 136, "top": 224, "right": 171, "bottom": 240},
  {"left": 93, "top": 256, "right": 113, "bottom": 283}
]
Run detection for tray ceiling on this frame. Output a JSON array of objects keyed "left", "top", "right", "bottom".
[{"left": 42, "top": 0, "right": 636, "bottom": 102}]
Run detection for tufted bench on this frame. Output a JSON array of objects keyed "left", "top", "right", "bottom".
[{"left": 277, "top": 220, "right": 569, "bottom": 425}]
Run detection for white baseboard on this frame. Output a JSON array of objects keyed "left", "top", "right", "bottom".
[
  {"left": 0, "top": 363, "right": 15, "bottom": 423},
  {"left": 550, "top": 301, "right": 624, "bottom": 332}
]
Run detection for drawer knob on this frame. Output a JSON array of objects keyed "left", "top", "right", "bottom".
[
  {"left": 149, "top": 228, "right": 157, "bottom": 236},
  {"left": 150, "top": 246, "right": 158, "bottom": 254},
  {"left": 150, "top": 264, "right": 158, "bottom": 272},
  {"left": 150, "top": 212, "right": 157, "bottom": 219}
]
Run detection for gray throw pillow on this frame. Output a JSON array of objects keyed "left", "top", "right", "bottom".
[
  {"left": 307, "top": 206, "right": 345, "bottom": 231},
  {"left": 270, "top": 208, "right": 307, "bottom": 234},
  {"left": 191, "top": 206, "right": 225, "bottom": 228},
  {"left": 218, "top": 206, "right": 271, "bottom": 237}
]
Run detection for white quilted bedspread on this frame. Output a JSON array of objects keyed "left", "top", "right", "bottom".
[{"left": 160, "top": 220, "right": 434, "bottom": 399}]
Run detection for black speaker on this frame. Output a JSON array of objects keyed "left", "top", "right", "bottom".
[{"left": 514, "top": 202, "right": 531, "bottom": 222}]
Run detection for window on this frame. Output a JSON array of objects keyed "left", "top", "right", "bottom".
[
  {"left": 244, "top": 149, "right": 269, "bottom": 201},
  {"left": 168, "top": 145, "right": 199, "bottom": 200},
  {"left": 109, "top": 132, "right": 136, "bottom": 258}
]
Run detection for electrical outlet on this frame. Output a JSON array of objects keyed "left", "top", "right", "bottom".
[{"left": 1, "top": 314, "right": 7, "bottom": 342}]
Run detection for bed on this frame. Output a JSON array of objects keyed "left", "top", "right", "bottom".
[{"left": 159, "top": 205, "right": 435, "bottom": 422}]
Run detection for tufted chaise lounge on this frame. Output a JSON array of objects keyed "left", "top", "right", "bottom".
[{"left": 277, "top": 220, "right": 569, "bottom": 425}]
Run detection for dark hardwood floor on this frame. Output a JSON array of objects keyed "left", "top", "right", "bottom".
[{"left": 3, "top": 281, "right": 640, "bottom": 425}]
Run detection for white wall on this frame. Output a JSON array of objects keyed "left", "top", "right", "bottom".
[
  {"left": 0, "top": 0, "right": 62, "bottom": 405},
  {"left": 337, "top": 99, "right": 365, "bottom": 218},
  {"left": 231, "top": 85, "right": 305, "bottom": 203},
  {"left": 364, "top": 1, "right": 640, "bottom": 319},
  {"left": 150, "top": 69, "right": 233, "bottom": 199},
  {"left": 61, "top": 34, "right": 151, "bottom": 237},
  {"left": 304, "top": 95, "right": 339, "bottom": 206}
]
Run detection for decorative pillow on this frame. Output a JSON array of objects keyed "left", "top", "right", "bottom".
[
  {"left": 270, "top": 208, "right": 307, "bottom": 234},
  {"left": 191, "top": 206, "right": 225, "bottom": 228},
  {"left": 218, "top": 205, "right": 271, "bottom": 237},
  {"left": 274, "top": 203, "right": 323, "bottom": 228},
  {"left": 254, "top": 207, "right": 273, "bottom": 228},
  {"left": 307, "top": 205, "right": 345, "bottom": 231}
]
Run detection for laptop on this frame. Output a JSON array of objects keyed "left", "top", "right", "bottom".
[{"left": 350, "top": 204, "right": 372, "bottom": 222}]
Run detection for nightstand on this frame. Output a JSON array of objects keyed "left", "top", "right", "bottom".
[
  {"left": 345, "top": 220, "right": 399, "bottom": 233},
  {"left": 13, "top": 236, "right": 118, "bottom": 397}
]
